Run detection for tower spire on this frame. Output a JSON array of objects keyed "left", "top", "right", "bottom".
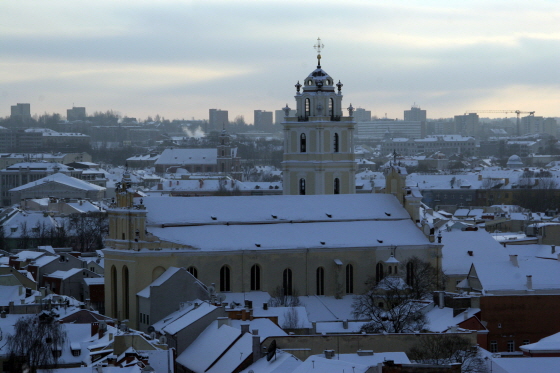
[{"left": 314, "top": 37, "right": 324, "bottom": 68}]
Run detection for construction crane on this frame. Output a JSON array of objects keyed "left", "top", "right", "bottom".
[{"left": 464, "top": 110, "right": 535, "bottom": 136}]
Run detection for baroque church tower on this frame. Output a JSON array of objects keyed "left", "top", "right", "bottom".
[{"left": 282, "top": 39, "right": 356, "bottom": 195}]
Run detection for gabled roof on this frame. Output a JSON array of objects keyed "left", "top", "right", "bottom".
[
  {"left": 10, "top": 172, "right": 105, "bottom": 192},
  {"left": 155, "top": 148, "right": 217, "bottom": 165}
]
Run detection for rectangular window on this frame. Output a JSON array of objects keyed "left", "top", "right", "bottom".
[
  {"left": 490, "top": 341, "right": 498, "bottom": 353},
  {"left": 507, "top": 340, "right": 515, "bottom": 352}
]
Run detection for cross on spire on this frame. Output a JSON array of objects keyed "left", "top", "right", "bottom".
[{"left": 314, "top": 37, "right": 324, "bottom": 67}]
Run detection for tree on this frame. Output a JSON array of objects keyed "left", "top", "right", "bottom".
[
  {"left": 403, "top": 256, "right": 446, "bottom": 300},
  {"left": 268, "top": 286, "right": 301, "bottom": 307},
  {"left": 352, "top": 276, "right": 427, "bottom": 333},
  {"left": 6, "top": 313, "right": 67, "bottom": 373},
  {"left": 68, "top": 212, "right": 108, "bottom": 252},
  {"left": 408, "top": 334, "right": 487, "bottom": 373}
]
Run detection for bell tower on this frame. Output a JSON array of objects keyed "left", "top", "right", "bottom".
[{"left": 282, "top": 38, "right": 356, "bottom": 195}]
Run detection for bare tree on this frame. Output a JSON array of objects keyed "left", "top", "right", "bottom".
[
  {"left": 401, "top": 257, "right": 446, "bottom": 300},
  {"left": 352, "top": 276, "right": 427, "bottom": 333},
  {"left": 282, "top": 307, "right": 301, "bottom": 329},
  {"left": 7, "top": 313, "right": 67, "bottom": 373},
  {"left": 268, "top": 286, "right": 301, "bottom": 307},
  {"left": 68, "top": 212, "right": 108, "bottom": 252},
  {"left": 408, "top": 334, "right": 487, "bottom": 373}
]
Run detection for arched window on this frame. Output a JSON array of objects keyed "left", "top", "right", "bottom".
[
  {"left": 122, "top": 266, "right": 129, "bottom": 319},
  {"left": 283, "top": 268, "right": 293, "bottom": 296},
  {"left": 222, "top": 150, "right": 225, "bottom": 156},
  {"left": 220, "top": 265, "right": 231, "bottom": 292},
  {"left": 406, "top": 261, "right": 415, "bottom": 287},
  {"left": 111, "top": 266, "right": 117, "bottom": 318},
  {"left": 316, "top": 267, "right": 325, "bottom": 295},
  {"left": 305, "top": 98, "right": 310, "bottom": 117},
  {"left": 300, "top": 133, "right": 306, "bottom": 152},
  {"left": 334, "top": 178, "right": 340, "bottom": 194},
  {"left": 376, "top": 262, "right": 384, "bottom": 284},
  {"left": 299, "top": 178, "right": 306, "bottom": 195},
  {"left": 333, "top": 133, "right": 339, "bottom": 152},
  {"left": 345, "top": 264, "right": 354, "bottom": 294},
  {"left": 329, "top": 98, "right": 334, "bottom": 116},
  {"left": 389, "top": 266, "right": 392, "bottom": 275},
  {"left": 187, "top": 266, "right": 198, "bottom": 279},
  {"left": 221, "top": 163, "right": 225, "bottom": 172},
  {"left": 250, "top": 264, "right": 261, "bottom": 291}
]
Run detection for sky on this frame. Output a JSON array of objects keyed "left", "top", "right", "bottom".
[{"left": 1, "top": 0, "right": 559, "bottom": 123}]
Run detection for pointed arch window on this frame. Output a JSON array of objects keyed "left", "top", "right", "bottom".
[
  {"left": 345, "top": 264, "right": 354, "bottom": 294},
  {"left": 333, "top": 133, "right": 339, "bottom": 152},
  {"left": 187, "top": 266, "right": 198, "bottom": 279},
  {"left": 305, "top": 98, "right": 310, "bottom": 117},
  {"left": 329, "top": 98, "right": 334, "bottom": 116},
  {"left": 250, "top": 264, "right": 261, "bottom": 291},
  {"left": 316, "top": 267, "right": 325, "bottom": 295},
  {"left": 300, "top": 133, "right": 306, "bottom": 152},
  {"left": 299, "top": 178, "right": 306, "bottom": 195},
  {"left": 334, "top": 178, "right": 340, "bottom": 194},
  {"left": 283, "top": 268, "right": 293, "bottom": 296},
  {"left": 376, "top": 262, "right": 384, "bottom": 284},
  {"left": 220, "top": 265, "right": 231, "bottom": 292}
]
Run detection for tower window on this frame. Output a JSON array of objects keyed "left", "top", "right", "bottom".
[
  {"left": 220, "top": 265, "right": 231, "bottom": 292},
  {"left": 299, "top": 178, "right": 306, "bottom": 195},
  {"left": 305, "top": 98, "right": 310, "bottom": 117},
  {"left": 250, "top": 264, "right": 261, "bottom": 291},
  {"left": 334, "top": 178, "right": 340, "bottom": 194},
  {"left": 316, "top": 267, "right": 325, "bottom": 295},
  {"left": 300, "top": 133, "right": 306, "bottom": 152},
  {"left": 329, "top": 98, "right": 334, "bottom": 116},
  {"left": 334, "top": 133, "right": 339, "bottom": 152},
  {"left": 283, "top": 268, "right": 293, "bottom": 296}
]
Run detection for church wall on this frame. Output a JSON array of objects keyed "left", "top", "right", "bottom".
[{"left": 324, "top": 129, "right": 331, "bottom": 152}]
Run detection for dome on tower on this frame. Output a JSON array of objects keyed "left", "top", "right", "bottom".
[
  {"left": 302, "top": 67, "right": 336, "bottom": 92},
  {"left": 507, "top": 154, "right": 523, "bottom": 169}
]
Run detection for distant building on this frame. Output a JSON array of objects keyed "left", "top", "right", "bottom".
[
  {"left": 254, "top": 110, "right": 273, "bottom": 132},
  {"left": 10, "top": 103, "right": 31, "bottom": 121},
  {"left": 357, "top": 120, "right": 426, "bottom": 139},
  {"left": 353, "top": 108, "right": 372, "bottom": 122},
  {"left": 454, "top": 113, "right": 479, "bottom": 136},
  {"left": 208, "top": 109, "right": 228, "bottom": 132},
  {"left": 404, "top": 106, "right": 426, "bottom": 122},
  {"left": 381, "top": 135, "right": 476, "bottom": 157},
  {"left": 67, "top": 107, "right": 86, "bottom": 121}
]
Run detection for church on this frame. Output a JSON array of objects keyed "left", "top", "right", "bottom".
[{"left": 103, "top": 45, "right": 439, "bottom": 330}]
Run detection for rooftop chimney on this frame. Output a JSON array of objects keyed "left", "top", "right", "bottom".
[
  {"left": 324, "top": 350, "right": 335, "bottom": 359},
  {"left": 241, "top": 324, "right": 250, "bottom": 334},
  {"left": 217, "top": 316, "right": 230, "bottom": 328},
  {"left": 438, "top": 291, "right": 445, "bottom": 309},
  {"left": 509, "top": 254, "right": 519, "bottom": 267},
  {"left": 552, "top": 245, "right": 556, "bottom": 254},
  {"left": 526, "top": 275, "right": 533, "bottom": 290}
]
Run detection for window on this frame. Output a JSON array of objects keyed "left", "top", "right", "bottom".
[
  {"left": 334, "top": 178, "right": 340, "bottom": 194},
  {"left": 221, "top": 163, "right": 225, "bottom": 172},
  {"left": 283, "top": 268, "right": 293, "bottom": 296},
  {"left": 71, "top": 349, "right": 81, "bottom": 357},
  {"left": 333, "top": 133, "right": 339, "bottom": 152},
  {"left": 305, "top": 98, "right": 310, "bottom": 117},
  {"left": 345, "top": 264, "right": 354, "bottom": 294},
  {"left": 187, "top": 266, "right": 198, "bottom": 278},
  {"left": 507, "top": 340, "right": 515, "bottom": 352},
  {"left": 406, "top": 261, "right": 415, "bottom": 287},
  {"left": 388, "top": 266, "right": 392, "bottom": 275},
  {"left": 250, "top": 264, "right": 261, "bottom": 291},
  {"left": 220, "top": 265, "right": 231, "bottom": 292},
  {"left": 52, "top": 350, "right": 62, "bottom": 358},
  {"left": 300, "top": 133, "right": 306, "bottom": 152},
  {"left": 122, "top": 266, "right": 129, "bottom": 319},
  {"left": 375, "top": 262, "right": 384, "bottom": 283},
  {"left": 329, "top": 98, "right": 333, "bottom": 116},
  {"left": 490, "top": 341, "right": 498, "bottom": 353},
  {"left": 316, "top": 267, "right": 325, "bottom": 295},
  {"left": 111, "top": 266, "right": 117, "bottom": 317},
  {"left": 299, "top": 178, "right": 306, "bottom": 195}
]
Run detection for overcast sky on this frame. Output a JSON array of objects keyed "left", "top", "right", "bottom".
[{"left": 1, "top": 0, "right": 559, "bottom": 123}]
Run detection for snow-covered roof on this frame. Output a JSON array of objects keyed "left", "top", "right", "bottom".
[
  {"left": 425, "top": 306, "right": 482, "bottom": 332},
  {"left": 46, "top": 268, "right": 84, "bottom": 280},
  {"left": 137, "top": 267, "right": 181, "bottom": 298},
  {"left": 520, "top": 331, "right": 560, "bottom": 353},
  {"left": 238, "top": 350, "right": 301, "bottom": 373},
  {"left": 157, "top": 301, "right": 218, "bottom": 335},
  {"left": 10, "top": 172, "right": 105, "bottom": 192},
  {"left": 155, "top": 148, "right": 217, "bottom": 165}
]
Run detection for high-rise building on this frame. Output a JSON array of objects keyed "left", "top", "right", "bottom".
[
  {"left": 67, "top": 107, "right": 86, "bottom": 121},
  {"left": 282, "top": 50, "right": 356, "bottom": 195},
  {"left": 208, "top": 109, "right": 228, "bottom": 132},
  {"left": 253, "top": 110, "right": 273, "bottom": 132},
  {"left": 10, "top": 103, "right": 31, "bottom": 121},
  {"left": 353, "top": 108, "right": 372, "bottom": 122},
  {"left": 454, "top": 113, "right": 479, "bottom": 136},
  {"left": 404, "top": 106, "right": 426, "bottom": 122}
]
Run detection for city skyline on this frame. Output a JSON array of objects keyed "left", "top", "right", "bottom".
[{"left": 1, "top": 0, "right": 559, "bottom": 122}]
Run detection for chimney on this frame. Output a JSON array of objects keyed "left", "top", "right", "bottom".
[
  {"left": 438, "top": 291, "right": 445, "bottom": 309},
  {"left": 552, "top": 245, "right": 556, "bottom": 254},
  {"left": 437, "top": 232, "right": 442, "bottom": 244},
  {"left": 262, "top": 303, "right": 268, "bottom": 310},
  {"left": 324, "top": 350, "right": 335, "bottom": 359},
  {"left": 252, "top": 330, "right": 261, "bottom": 360},
  {"left": 342, "top": 319, "right": 348, "bottom": 329},
  {"left": 241, "top": 324, "right": 250, "bottom": 334},
  {"left": 217, "top": 316, "right": 230, "bottom": 328},
  {"left": 526, "top": 275, "right": 533, "bottom": 290},
  {"left": 509, "top": 254, "right": 519, "bottom": 267},
  {"left": 463, "top": 310, "right": 469, "bottom": 321}
]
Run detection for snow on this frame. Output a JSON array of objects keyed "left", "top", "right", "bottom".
[
  {"left": 10, "top": 172, "right": 105, "bottom": 191},
  {"left": 520, "top": 331, "right": 560, "bottom": 353},
  {"left": 83, "top": 277, "right": 104, "bottom": 285},
  {"left": 137, "top": 267, "right": 181, "bottom": 298},
  {"left": 155, "top": 148, "right": 217, "bottom": 166},
  {"left": 230, "top": 318, "right": 287, "bottom": 341},
  {"left": 238, "top": 350, "right": 302, "bottom": 373},
  {"left": 47, "top": 268, "right": 84, "bottom": 280},
  {"left": 252, "top": 306, "right": 312, "bottom": 329},
  {"left": 158, "top": 301, "right": 218, "bottom": 335},
  {"left": 298, "top": 295, "right": 355, "bottom": 322},
  {"left": 490, "top": 357, "right": 560, "bottom": 373},
  {"left": 205, "top": 333, "right": 252, "bottom": 373},
  {"left": 425, "top": 306, "right": 482, "bottom": 332}
]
